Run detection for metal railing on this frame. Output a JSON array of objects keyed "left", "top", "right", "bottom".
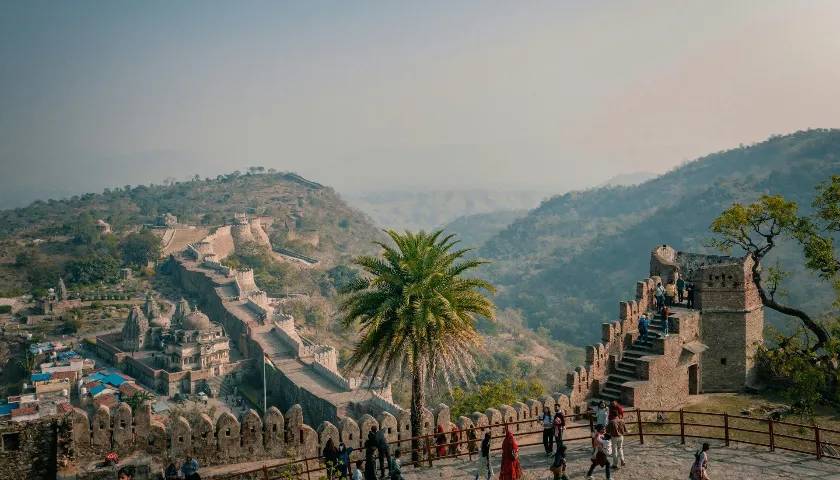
[{"left": 215, "top": 408, "right": 840, "bottom": 480}]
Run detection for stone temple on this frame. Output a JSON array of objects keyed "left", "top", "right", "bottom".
[{"left": 98, "top": 295, "right": 235, "bottom": 396}]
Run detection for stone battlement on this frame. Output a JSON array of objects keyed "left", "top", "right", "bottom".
[
  {"left": 61, "top": 390, "right": 570, "bottom": 474},
  {"left": 565, "top": 245, "right": 764, "bottom": 412},
  {"left": 168, "top": 224, "right": 389, "bottom": 424}
]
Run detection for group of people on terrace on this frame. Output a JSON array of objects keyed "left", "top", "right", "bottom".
[
  {"left": 655, "top": 277, "right": 696, "bottom": 311},
  {"left": 314, "top": 397, "right": 713, "bottom": 480}
]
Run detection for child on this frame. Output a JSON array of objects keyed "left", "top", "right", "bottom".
[
  {"left": 388, "top": 449, "right": 403, "bottom": 480},
  {"left": 550, "top": 445, "right": 568, "bottom": 480},
  {"left": 352, "top": 460, "right": 364, "bottom": 480}
]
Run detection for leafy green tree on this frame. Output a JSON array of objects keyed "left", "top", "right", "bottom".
[
  {"left": 120, "top": 230, "right": 162, "bottom": 267},
  {"left": 124, "top": 391, "right": 155, "bottom": 412},
  {"left": 64, "top": 254, "right": 120, "bottom": 285},
  {"left": 710, "top": 176, "right": 840, "bottom": 350},
  {"left": 449, "top": 378, "right": 544, "bottom": 419},
  {"left": 339, "top": 230, "right": 495, "bottom": 462}
]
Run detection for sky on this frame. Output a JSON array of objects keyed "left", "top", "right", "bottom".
[{"left": 1, "top": 0, "right": 840, "bottom": 207}]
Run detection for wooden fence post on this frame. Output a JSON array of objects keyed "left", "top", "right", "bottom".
[
  {"left": 636, "top": 408, "right": 644, "bottom": 445},
  {"left": 815, "top": 426, "right": 822, "bottom": 459},
  {"left": 261, "top": 465, "right": 269, "bottom": 480},
  {"left": 679, "top": 409, "right": 685, "bottom": 445},
  {"left": 426, "top": 434, "right": 433, "bottom": 467},
  {"left": 723, "top": 413, "right": 730, "bottom": 447},
  {"left": 768, "top": 419, "right": 774, "bottom": 452}
]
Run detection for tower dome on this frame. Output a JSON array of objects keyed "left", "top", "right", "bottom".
[{"left": 183, "top": 311, "right": 212, "bottom": 331}]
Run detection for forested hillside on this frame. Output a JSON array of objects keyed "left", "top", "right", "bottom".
[
  {"left": 0, "top": 171, "right": 384, "bottom": 295},
  {"left": 480, "top": 129, "right": 840, "bottom": 344},
  {"left": 345, "top": 189, "right": 547, "bottom": 230}
]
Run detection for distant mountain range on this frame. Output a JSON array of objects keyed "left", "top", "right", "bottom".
[
  {"left": 475, "top": 129, "right": 840, "bottom": 344},
  {"left": 344, "top": 189, "right": 550, "bottom": 231}
]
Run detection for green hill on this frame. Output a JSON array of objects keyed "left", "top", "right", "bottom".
[
  {"left": 0, "top": 171, "right": 384, "bottom": 295},
  {"left": 479, "top": 129, "right": 840, "bottom": 344},
  {"left": 442, "top": 210, "right": 527, "bottom": 248}
]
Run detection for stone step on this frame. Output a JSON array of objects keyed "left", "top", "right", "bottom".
[
  {"left": 607, "top": 373, "right": 637, "bottom": 383},
  {"left": 615, "top": 366, "right": 636, "bottom": 377},
  {"left": 601, "top": 386, "right": 622, "bottom": 397}
]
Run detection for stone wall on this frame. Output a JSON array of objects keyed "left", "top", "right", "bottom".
[
  {"left": 566, "top": 274, "right": 657, "bottom": 412},
  {"left": 64, "top": 396, "right": 559, "bottom": 472},
  {"left": 0, "top": 416, "right": 70, "bottom": 480}
]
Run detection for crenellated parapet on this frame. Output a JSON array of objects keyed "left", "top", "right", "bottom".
[
  {"left": 566, "top": 274, "right": 661, "bottom": 412},
  {"left": 65, "top": 396, "right": 564, "bottom": 469}
]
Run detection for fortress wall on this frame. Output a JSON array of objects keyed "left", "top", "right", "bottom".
[
  {"left": 168, "top": 256, "right": 352, "bottom": 424},
  {"left": 62, "top": 395, "right": 541, "bottom": 471},
  {"left": 206, "top": 226, "right": 235, "bottom": 260},
  {"left": 566, "top": 274, "right": 659, "bottom": 411},
  {"left": 624, "top": 335, "right": 698, "bottom": 409},
  {"left": 250, "top": 218, "right": 272, "bottom": 247}
]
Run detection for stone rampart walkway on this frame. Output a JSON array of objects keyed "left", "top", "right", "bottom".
[
  {"left": 399, "top": 438, "right": 840, "bottom": 480},
  {"left": 201, "top": 437, "right": 840, "bottom": 479}
]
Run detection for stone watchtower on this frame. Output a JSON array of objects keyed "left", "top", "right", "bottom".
[{"left": 650, "top": 245, "right": 764, "bottom": 392}]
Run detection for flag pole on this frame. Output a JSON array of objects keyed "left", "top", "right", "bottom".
[{"left": 263, "top": 353, "right": 267, "bottom": 414}]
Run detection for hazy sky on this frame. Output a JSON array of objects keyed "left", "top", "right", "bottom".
[{"left": 2, "top": 1, "right": 840, "bottom": 207}]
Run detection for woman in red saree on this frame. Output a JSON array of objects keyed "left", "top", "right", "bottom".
[
  {"left": 436, "top": 425, "right": 447, "bottom": 457},
  {"left": 499, "top": 428, "right": 522, "bottom": 480}
]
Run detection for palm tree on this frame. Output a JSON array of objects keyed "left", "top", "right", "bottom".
[{"left": 340, "top": 230, "right": 495, "bottom": 461}]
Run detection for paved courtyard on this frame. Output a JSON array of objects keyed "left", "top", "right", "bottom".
[{"left": 396, "top": 438, "right": 840, "bottom": 480}]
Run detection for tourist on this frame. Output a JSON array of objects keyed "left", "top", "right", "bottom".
[
  {"left": 181, "top": 456, "right": 200, "bottom": 480},
  {"left": 608, "top": 400, "right": 623, "bottom": 421},
  {"left": 353, "top": 460, "right": 364, "bottom": 480},
  {"left": 677, "top": 277, "right": 686, "bottom": 303},
  {"left": 323, "top": 438, "right": 340, "bottom": 480},
  {"left": 606, "top": 415, "right": 627, "bottom": 469},
  {"left": 550, "top": 444, "right": 568, "bottom": 480},
  {"left": 638, "top": 313, "right": 650, "bottom": 340},
  {"left": 449, "top": 424, "right": 460, "bottom": 457},
  {"left": 687, "top": 283, "right": 696, "bottom": 309},
  {"left": 364, "top": 431, "right": 377, "bottom": 480},
  {"left": 466, "top": 427, "right": 478, "bottom": 457},
  {"left": 594, "top": 400, "right": 608, "bottom": 428},
  {"left": 337, "top": 442, "right": 352, "bottom": 480},
  {"left": 689, "top": 443, "right": 711, "bottom": 480},
  {"left": 164, "top": 463, "right": 178, "bottom": 480},
  {"left": 665, "top": 280, "right": 677, "bottom": 307},
  {"left": 117, "top": 466, "right": 134, "bottom": 480},
  {"left": 388, "top": 449, "right": 403, "bottom": 480},
  {"left": 553, "top": 404, "right": 566, "bottom": 449},
  {"left": 662, "top": 305, "right": 671, "bottom": 335},
  {"left": 655, "top": 282, "right": 665, "bottom": 312},
  {"left": 374, "top": 425, "right": 391, "bottom": 478},
  {"left": 499, "top": 428, "right": 522, "bottom": 480},
  {"left": 541, "top": 406, "right": 555, "bottom": 455},
  {"left": 586, "top": 425, "right": 611, "bottom": 480},
  {"left": 474, "top": 431, "right": 493, "bottom": 480},
  {"left": 435, "top": 425, "right": 447, "bottom": 458}
]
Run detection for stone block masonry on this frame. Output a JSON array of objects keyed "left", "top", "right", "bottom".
[
  {"left": 565, "top": 245, "right": 764, "bottom": 412},
  {"left": 166, "top": 219, "right": 392, "bottom": 425}
]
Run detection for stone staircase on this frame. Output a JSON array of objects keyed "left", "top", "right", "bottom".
[{"left": 588, "top": 315, "right": 668, "bottom": 408}]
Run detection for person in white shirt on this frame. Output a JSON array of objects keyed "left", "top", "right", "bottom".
[
  {"left": 352, "top": 460, "right": 364, "bottom": 480},
  {"left": 541, "top": 406, "right": 555, "bottom": 455},
  {"left": 594, "top": 401, "right": 609, "bottom": 428}
]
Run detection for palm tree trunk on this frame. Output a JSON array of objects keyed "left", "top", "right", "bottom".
[{"left": 410, "top": 358, "right": 425, "bottom": 465}]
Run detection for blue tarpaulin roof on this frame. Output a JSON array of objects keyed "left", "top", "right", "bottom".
[
  {"left": 87, "top": 372, "right": 105, "bottom": 382},
  {"left": 102, "top": 374, "right": 126, "bottom": 387},
  {"left": 89, "top": 384, "right": 107, "bottom": 396},
  {"left": 57, "top": 351, "right": 80, "bottom": 361},
  {"left": 0, "top": 403, "right": 20, "bottom": 416},
  {"left": 31, "top": 373, "right": 52, "bottom": 382}
]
